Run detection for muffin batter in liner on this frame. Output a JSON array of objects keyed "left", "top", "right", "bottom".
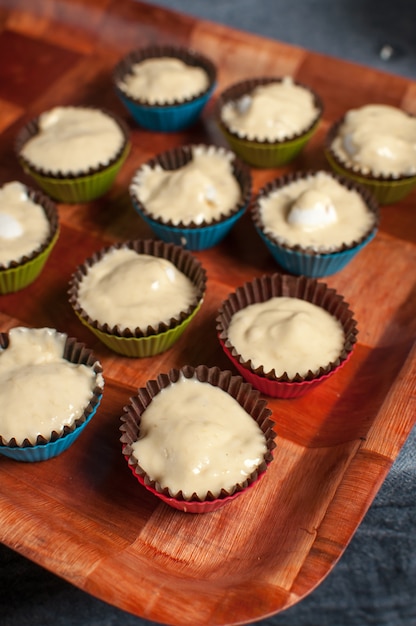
[
  {"left": 15, "top": 107, "right": 129, "bottom": 179},
  {"left": 0, "top": 330, "right": 104, "bottom": 449},
  {"left": 325, "top": 116, "right": 416, "bottom": 204},
  {"left": 252, "top": 169, "right": 379, "bottom": 255},
  {"left": 68, "top": 239, "right": 207, "bottom": 339},
  {"left": 0, "top": 187, "right": 59, "bottom": 270},
  {"left": 130, "top": 143, "right": 252, "bottom": 229},
  {"left": 120, "top": 365, "right": 276, "bottom": 511},
  {"left": 113, "top": 45, "right": 217, "bottom": 107},
  {"left": 216, "top": 273, "right": 357, "bottom": 388}
]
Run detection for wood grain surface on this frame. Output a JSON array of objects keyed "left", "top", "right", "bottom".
[{"left": 0, "top": 1, "right": 415, "bottom": 624}]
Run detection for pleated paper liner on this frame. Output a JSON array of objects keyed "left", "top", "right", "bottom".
[
  {"left": 216, "top": 77, "right": 323, "bottom": 168},
  {"left": 120, "top": 365, "right": 277, "bottom": 513},
  {"left": 0, "top": 186, "right": 59, "bottom": 294},
  {"left": 15, "top": 107, "right": 130, "bottom": 203},
  {"left": 325, "top": 117, "right": 416, "bottom": 205},
  {"left": 129, "top": 143, "right": 252, "bottom": 250},
  {"left": 68, "top": 239, "right": 207, "bottom": 357},
  {"left": 216, "top": 273, "right": 358, "bottom": 398},
  {"left": 251, "top": 170, "right": 379, "bottom": 277},
  {"left": 113, "top": 45, "right": 217, "bottom": 131},
  {"left": 0, "top": 329, "right": 104, "bottom": 462}
]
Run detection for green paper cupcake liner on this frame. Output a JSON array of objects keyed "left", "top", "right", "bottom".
[
  {"left": 325, "top": 118, "right": 416, "bottom": 205},
  {"left": 74, "top": 301, "right": 202, "bottom": 357},
  {"left": 220, "top": 121, "right": 319, "bottom": 168},
  {"left": 68, "top": 239, "right": 207, "bottom": 357},
  {"left": 325, "top": 150, "right": 416, "bottom": 205},
  {"left": 0, "top": 186, "right": 59, "bottom": 294},
  {"left": 0, "top": 229, "right": 59, "bottom": 294},
  {"left": 15, "top": 107, "right": 131, "bottom": 203},
  {"left": 20, "top": 143, "right": 130, "bottom": 203},
  {"left": 216, "top": 77, "right": 323, "bottom": 169}
]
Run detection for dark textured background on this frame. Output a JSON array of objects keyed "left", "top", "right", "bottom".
[{"left": 1, "top": 1, "right": 415, "bottom": 625}]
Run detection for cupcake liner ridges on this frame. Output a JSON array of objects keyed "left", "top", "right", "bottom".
[
  {"left": 15, "top": 108, "right": 130, "bottom": 203},
  {"left": 252, "top": 170, "right": 379, "bottom": 277},
  {"left": 120, "top": 364, "right": 277, "bottom": 513},
  {"left": 0, "top": 330, "right": 104, "bottom": 461},
  {"left": 0, "top": 187, "right": 59, "bottom": 294},
  {"left": 216, "top": 77, "right": 323, "bottom": 168},
  {"left": 129, "top": 144, "right": 252, "bottom": 250},
  {"left": 216, "top": 273, "right": 358, "bottom": 398},
  {"left": 325, "top": 118, "right": 416, "bottom": 205},
  {"left": 113, "top": 45, "right": 217, "bottom": 132},
  {"left": 68, "top": 239, "right": 207, "bottom": 357}
]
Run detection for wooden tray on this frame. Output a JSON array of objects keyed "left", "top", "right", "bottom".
[{"left": 0, "top": 1, "right": 415, "bottom": 624}]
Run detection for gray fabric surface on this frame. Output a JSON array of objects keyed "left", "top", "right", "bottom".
[
  {"left": 144, "top": 0, "right": 416, "bottom": 79},
  {"left": 1, "top": 1, "right": 415, "bottom": 625}
]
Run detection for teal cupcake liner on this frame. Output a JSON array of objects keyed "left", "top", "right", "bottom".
[
  {"left": 0, "top": 187, "right": 59, "bottom": 294},
  {"left": 252, "top": 170, "right": 379, "bottom": 277},
  {"left": 129, "top": 144, "right": 252, "bottom": 250},
  {"left": 0, "top": 330, "right": 104, "bottom": 462},
  {"left": 255, "top": 226, "right": 376, "bottom": 277},
  {"left": 325, "top": 119, "right": 416, "bottom": 205},
  {"left": 117, "top": 90, "right": 215, "bottom": 132},
  {"left": 68, "top": 239, "right": 207, "bottom": 357},
  {"left": 132, "top": 205, "right": 246, "bottom": 251},
  {"left": 113, "top": 45, "right": 217, "bottom": 132},
  {"left": 15, "top": 108, "right": 130, "bottom": 203},
  {"left": 0, "top": 402, "right": 101, "bottom": 462},
  {"left": 216, "top": 77, "right": 323, "bottom": 168}
]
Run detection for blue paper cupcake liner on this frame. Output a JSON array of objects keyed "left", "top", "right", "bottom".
[
  {"left": 255, "top": 226, "right": 377, "bottom": 277},
  {"left": 118, "top": 88, "right": 215, "bottom": 132},
  {"left": 252, "top": 170, "right": 379, "bottom": 277},
  {"left": 0, "top": 328, "right": 104, "bottom": 462},
  {"left": 132, "top": 201, "right": 246, "bottom": 251},
  {"left": 113, "top": 45, "right": 217, "bottom": 132},
  {"left": 0, "top": 398, "right": 102, "bottom": 462},
  {"left": 129, "top": 144, "right": 252, "bottom": 250}
]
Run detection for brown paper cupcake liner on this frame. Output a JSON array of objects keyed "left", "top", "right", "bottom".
[
  {"left": 0, "top": 330, "right": 104, "bottom": 448},
  {"left": 129, "top": 143, "right": 252, "bottom": 229},
  {"left": 120, "top": 364, "right": 277, "bottom": 503},
  {"left": 68, "top": 239, "right": 207, "bottom": 338},
  {"left": 113, "top": 45, "right": 217, "bottom": 107},
  {"left": 216, "top": 273, "right": 358, "bottom": 383},
  {"left": 252, "top": 169, "right": 379, "bottom": 255},
  {"left": 15, "top": 107, "right": 130, "bottom": 179},
  {"left": 216, "top": 77, "right": 323, "bottom": 145},
  {"left": 0, "top": 186, "right": 59, "bottom": 270}
]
